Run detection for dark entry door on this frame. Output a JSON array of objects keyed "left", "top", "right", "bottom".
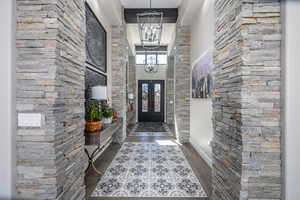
[{"left": 138, "top": 80, "right": 165, "bottom": 122}]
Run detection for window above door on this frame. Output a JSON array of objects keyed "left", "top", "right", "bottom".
[{"left": 136, "top": 52, "right": 167, "bottom": 65}]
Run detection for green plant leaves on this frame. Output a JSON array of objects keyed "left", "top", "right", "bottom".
[
  {"left": 86, "top": 101, "right": 102, "bottom": 121},
  {"left": 101, "top": 104, "right": 114, "bottom": 118}
]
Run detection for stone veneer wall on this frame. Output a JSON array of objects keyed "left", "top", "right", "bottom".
[
  {"left": 16, "top": 0, "right": 86, "bottom": 199},
  {"left": 213, "top": 0, "right": 281, "bottom": 199},
  {"left": 111, "top": 25, "right": 127, "bottom": 143},
  {"left": 128, "top": 55, "right": 136, "bottom": 123},
  {"left": 128, "top": 56, "right": 136, "bottom": 108},
  {"left": 174, "top": 26, "right": 191, "bottom": 143},
  {"left": 166, "top": 56, "right": 175, "bottom": 125}
]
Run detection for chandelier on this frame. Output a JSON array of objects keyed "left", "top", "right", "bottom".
[{"left": 137, "top": 0, "right": 163, "bottom": 50}]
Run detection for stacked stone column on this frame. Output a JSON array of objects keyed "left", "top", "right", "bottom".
[
  {"left": 166, "top": 56, "right": 175, "bottom": 125},
  {"left": 213, "top": 0, "right": 281, "bottom": 199},
  {"left": 111, "top": 25, "right": 127, "bottom": 143},
  {"left": 16, "top": 0, "right": 86, "bottom": 199},
  {"left": 174, "top": 25, "right": 191, "bottom": 143},
  {"left": 128, "top": 55, "right": 136, "bottom": 112}
]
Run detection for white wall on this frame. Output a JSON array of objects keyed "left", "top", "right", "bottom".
[
  {"left": 190, "top": 99, "right": 213, "bottom": 165},
  {"left": 283, "top": 1, "right": 300, "bottom": 199},
  {"left": 0, "top": 0, "right": 16, "bottom": 198},
  {"left": 189, "top": 0, "right": 215, "bottom": 166},
  {"left": 190, "top": 0, "right": 215, "bottom": 63},
  {"left": 97, "top": 0, "right": 123, "bottom": 26},
  {"left": 178, "top": 0, "right": 204, "bottom": 26}
]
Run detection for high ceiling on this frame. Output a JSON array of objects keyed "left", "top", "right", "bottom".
[
  {"left": 122, "top": 0, "right": 196, "bottom": 55},
  {"left": 120, "top": 0, "right": 182, "bottom": 8}
]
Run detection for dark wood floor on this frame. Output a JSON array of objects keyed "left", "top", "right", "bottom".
[{"left": 85, "top": 127, "right": 212, "bottom": 200}]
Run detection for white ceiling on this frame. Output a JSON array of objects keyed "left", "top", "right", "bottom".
[{"left": 120, "top": 0, "right": 182, "bottom": 8}]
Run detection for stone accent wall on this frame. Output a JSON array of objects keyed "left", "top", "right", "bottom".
[
  {"left": 128, "top": 56, "right": 136, "bottom": 107},
  {"left": 166, "top": 56, "right": 175, "bottom": 125},
  {"left": 174, "top": 26, "right": 191, "bottom": 143},
  {"left": 136, "top": 67, "right": 167, "bottom": 81},
  {"left": 213, "top": 1, "right": 243, "bottom": 198},
  {"left": 128, "top": 56, "right": 136, "bottom": 123},
  {"left": 16, "top": 0, "right": 86, "bottom": 199},
  {"left": 213, "top": 0, "right": 281, "bottom": 199},
  {"left": 111, "top": 25, "right": 127, "bottom": 143}
]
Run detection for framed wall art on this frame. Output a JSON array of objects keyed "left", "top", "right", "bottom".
[
  {"left": 85, "top": 3, "right": 107, "bottom": 73},
  {"left": 192, "top": 49, "right": 214, "bottom": 99}
]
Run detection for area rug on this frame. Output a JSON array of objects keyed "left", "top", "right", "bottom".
[
  {"left": 129, "top": 132, "right": 173, "bottom": 137},
  {"left": 134, "top": 122, "right": 167, "bottom": 132},
  {"left": 91, "top": 142, "right": 207, "bottom": 198}
]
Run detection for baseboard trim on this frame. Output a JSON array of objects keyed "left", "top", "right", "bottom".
[{"left": 190, "top": 140, "right": 212, "bottom": 168}]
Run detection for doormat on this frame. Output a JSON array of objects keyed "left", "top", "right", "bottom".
[
  {"left": 134, "top": 122, "right": 167, "bottom": 132},
  {"left": 130, "top": 132, "right": 173, "bottom": 137}
]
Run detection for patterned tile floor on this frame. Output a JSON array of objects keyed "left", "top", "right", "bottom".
[{"left": 91, "top": 142, "right": 207, "bottom": 198}]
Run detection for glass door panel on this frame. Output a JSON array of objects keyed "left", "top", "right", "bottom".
[
  {"left": 154, "top": 84, "right": 161, "bottom": 112},
  {"left": 142, "top": 83, "right": 149, "bottom": 112}
]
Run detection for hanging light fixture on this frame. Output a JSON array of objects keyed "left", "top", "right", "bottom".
[
  {"left": 144, "top": 64, "right": 158, "bottom": 73},
  {"left": 144, "top": 52, "right": 158, "bottom": 73},
  {"left": 137, "top": 0, "right": 163, "bottom": 50}
]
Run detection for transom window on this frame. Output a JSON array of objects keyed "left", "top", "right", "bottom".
[{"left": 136, "top": 52, "right": 167, "bottom": 65}]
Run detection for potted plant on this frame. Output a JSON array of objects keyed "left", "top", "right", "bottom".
[
  {"left": 101, "top": 104, "right": 113, "bottom": 124},
  {"left": 85, "top": 101, "right": 103, "bottom": 132}
]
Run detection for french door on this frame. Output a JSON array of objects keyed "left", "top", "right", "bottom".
[{"left": 138, "top": 80, "right": 165, "bottom": 122}]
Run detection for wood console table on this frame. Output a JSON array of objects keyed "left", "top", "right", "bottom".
[{"left": 84, "top": 118, "right": 122, "bottom": 174}]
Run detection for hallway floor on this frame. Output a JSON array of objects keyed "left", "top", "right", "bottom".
[{"left": 86, "top": 123, "right": 211, "bottom": 200}]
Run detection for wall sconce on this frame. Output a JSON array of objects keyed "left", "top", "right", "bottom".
[
  {"left": 128, "top": 93, "right": 134, "bottom": 100},
  {"left": 128, "top": 93, "right": 134, "bottom": 111}
]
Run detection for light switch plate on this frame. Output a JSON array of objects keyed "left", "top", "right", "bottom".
[{"left": 18, "top": 113, "right": 42, "bottom": 128}]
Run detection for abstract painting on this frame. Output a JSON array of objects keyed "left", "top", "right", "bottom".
[
  {"left": 192, "top": 49, "right": 214, "bottom": 98},
  {"left": 86, "top": 3, "right": 107, "bottom": 73}
]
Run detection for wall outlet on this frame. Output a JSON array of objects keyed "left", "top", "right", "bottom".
[{"left": 18, "top": 113, "right": 42, "bottom": 128}]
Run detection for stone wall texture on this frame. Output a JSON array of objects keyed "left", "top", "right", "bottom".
[
  {"left": 16, "top": 0, "right": 86, "bottom": 199},
  {"left": 174, "top": 26, "right": 191, "bottom": 143},
  {"left": 166, "top": 56, "right": 175, "bottom": 125},
  {"left": 128, "top": 56, "right": 136, "bottom": 110},
  {"left": 111, "top": 25, "right": 128, "bottom": 143},
  {"left": 129, "top": 55, "right": 137, "bottom": 124},
  {"left": 213, "top": 0, "right": 281, "bottom": 199}
]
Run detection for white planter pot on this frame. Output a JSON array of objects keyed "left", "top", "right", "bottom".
[{"left": 103, "top": 117, "right": 112, "bottom": 124}]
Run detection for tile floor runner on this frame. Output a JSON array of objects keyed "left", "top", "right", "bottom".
[
  {"left": 92, "top": 142, "right": 207, "bottom": 198},
  {"left": 129, "top": 132, "right": 173, "bottom": 137}
]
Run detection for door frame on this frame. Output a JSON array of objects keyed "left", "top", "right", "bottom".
[{"left": 136, "top": 80, "right": 166, "bottom": 123}]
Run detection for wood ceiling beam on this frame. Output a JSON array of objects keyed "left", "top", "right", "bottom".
[
  {"left": 135, "top": 45, "right": 168, "bottom": 52},
  {"left": 124, "top": 8, "right": 178, "bottom": 24}
]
